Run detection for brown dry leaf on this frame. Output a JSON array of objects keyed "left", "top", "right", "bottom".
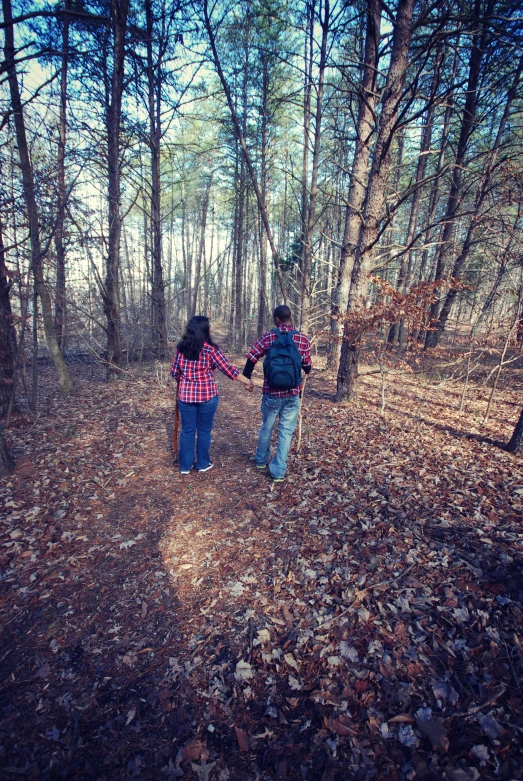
[
  {"left": 416, "top": 718, "right": 449, "bottom": 752},
  {"left": 389, "top": 714, "right": 415, "bottom": 724},
  {"left": 324, "top": 716, "right": 356, "bottom": 737},
  {"left": 141, "top": 601, "right": 148, "bottom": 619},
  {"left": 234, "top": 726, "right": 250, "bottom": 752},
  {"left": 182, "top": 738, "right": 204, "bottom": 761},
  {"left": 190, "top": 760, "right": 216, "bottom": 781}
]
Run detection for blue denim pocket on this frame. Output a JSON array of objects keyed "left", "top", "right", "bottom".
[{"left": 263, "top": 395, "right": 281, "bottom": 411}]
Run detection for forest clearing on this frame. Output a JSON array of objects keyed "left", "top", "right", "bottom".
[{"left": 0, "top": 350, "right": 522, "bottom": 780}]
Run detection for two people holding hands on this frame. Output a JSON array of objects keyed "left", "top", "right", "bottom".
[{"left": 170, "top": 305, "right": 312, "bottom": 481}]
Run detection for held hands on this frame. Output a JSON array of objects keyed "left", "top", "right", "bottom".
[{"left": 239, "top": 374, "right": 254, "bottom": 392}]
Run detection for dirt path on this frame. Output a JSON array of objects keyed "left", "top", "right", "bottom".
[{"left": 1, "top": 363, "right": 523, "bottom": 780}]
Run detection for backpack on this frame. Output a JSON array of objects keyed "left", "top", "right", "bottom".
[{"left": 263, "top": 328, "right": 303, "bottom": 390}]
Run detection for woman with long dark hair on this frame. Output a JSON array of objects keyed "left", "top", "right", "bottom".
[{"left": 170, "top": 316, "right": 253, "bottom": 474}]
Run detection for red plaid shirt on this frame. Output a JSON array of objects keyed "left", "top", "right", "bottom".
[
  {"left": 171, "top": 344, "right": 239, "bottom": 403},
  {"left": 246, "top": 323, "right": 312, "bottom": 396}
]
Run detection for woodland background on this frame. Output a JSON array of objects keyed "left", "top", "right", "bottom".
[{"left": 0, "top": 0, "right": 522, "bottom": 442}]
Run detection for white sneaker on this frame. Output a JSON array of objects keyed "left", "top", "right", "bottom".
[
  {"left": 198, "top": 463, "right": 214, "bottom": 473},
  {"left": 180, "top": 470, "right": 191, "bottom": 475}
]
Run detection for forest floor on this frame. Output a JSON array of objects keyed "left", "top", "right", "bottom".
[{"left": 1, "top": 352, "right": 523, "bottom": 781}]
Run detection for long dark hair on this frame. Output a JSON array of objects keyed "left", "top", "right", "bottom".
[{"left": 177, "top": 316, "right": 217, "bottom": 360}]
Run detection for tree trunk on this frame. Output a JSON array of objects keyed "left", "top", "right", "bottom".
[
  {"left": 192, "top": 172, "right": 211, "bottom": 317},
  {"left": 327, "top": 0, "right": 381, "bottom": 368},
  {"left": 145, "top": 0, "right": 168, "bottom": 359},
  {"left": 432, "top": 51, "right": 523, "bottom": 344},
  {"left": 103, "top": 0, "right": 129, "bottom": 379},
  {"left": 425, "top": 0, "right": 493, "bottom": 349},
  {"left": 203, "top": 0, "right": 288, "bottom": 304},
  {"left": 30, "top": 281, "right": 38, "bottom": 411},
  {"left": 392, "top": 46, "right": 443, "bottom": 345},
  {"left": 0, "top": 426, "right": 14, "bottom": 475},
  {"left": 203, "top": 206, "right": 212, "bottom": 315},
  {"left": 300, "top": 0, "right": 329, "bottom": 333},
  {"left": 416, "top": 47, "right": 457, "bottom": 285},
  {"left": 231, "top": 138, "right": 246, "bottom": 350},
  {"left": 299, "top": 1, "right": 313, "bottom": 323},
  {"left": 181, "top": 194, "right": 188, "bottom": 323},
  {"left": 258, "top": 57, "right": 269, "bottom": 336},
  {"left": 0, "top": 221, "right": 17, "bottom": 418},
  {"left": 507, "top": 407, "right": 523, "bottom": 454},
  {"left": 54, "top": 0, "right": 71, "bottom": 353},
  {"left": 233, "top": 41, "right": 249, "bottom": 351},
  {"left": 2, "top": 0, "right": 73, "bottom": 394},
  {"left": 336, "top": 0, "right": 415, "bottom": 402}
]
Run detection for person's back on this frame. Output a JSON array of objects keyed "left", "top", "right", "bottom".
[
  {"left": 243, "top": 305, "right": 312, "bottom": 481},
  {"left": 171, "top": 316, "right": 253, "bottom": 474}
]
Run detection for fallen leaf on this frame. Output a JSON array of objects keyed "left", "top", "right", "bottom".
[
  {"left": 284, "top": 653, "right": 298, "bottom": 670},
  {"left": 234, "top": 660, "right": 254, "bottom": 682},
  {"left": 234, "top": 726, "right": 249, "bottom": 751},
  {"left": 34, "top": 663, "right": 50, "bottom": 679},
  {"left": 388, "top": 714, "right": 415, "bottom": 724},
  {"left": 398, "top": 724, "right": 418, "bottom": 747},
  {"left": 182, "top": 738, "right": 203, "bottom": 761},
  {"left": 190, "top": 760, "right": 216, "bottom": 781},
  {"left": 324, "top": 715, "right": 355, "bottom": 737},
  {"left": 415, "top": 717, "right": 449, "bottom": 751},
  {"left": 288, "top": 675, "right": 302, "bottom": 691}
]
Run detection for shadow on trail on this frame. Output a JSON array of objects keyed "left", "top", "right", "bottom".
[{"left": 391, "top": 406, "right": 507, "bottom": 450}]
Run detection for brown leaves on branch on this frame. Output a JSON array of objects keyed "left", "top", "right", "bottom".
[{"left": 322, "top": 277, "right": 468, "bottom": 348}]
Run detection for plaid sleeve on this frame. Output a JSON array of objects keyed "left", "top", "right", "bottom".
[
  {"left": 170, "top": 350, "right": 181, "bottom": 379},
  {"left": 211, "top": 347, "right": 239, "bottom": 379},
  {"left": 298, "top": 335, "right": 312, "bottom": 369},
  {"left": 246, "top": 332, "right": 270, "bottom": 364}
]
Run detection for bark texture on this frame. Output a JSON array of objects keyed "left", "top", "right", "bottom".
[
  {"left": 203, "top": 0, "right": 288, "bottom": 304},
  {"left": 3, "top": 0, "right": 73, "bottom": 394},
  {"left": 54, "top": 0, "right": 70, "bottom": 353},
  {"left": 0, "top": 426, "right": 14, "bottom": 475},
  {"left": 145, "top": 0, "right": 168, "bottom": 359},
  {"left": 336, "top": 0, "right": 415, "bottom": 402},
  {"left": 507, "top": 407, "right": 523, "bottom": 454},
  {"left": 103, "top": 0, "right": 129, "bottom": 378},
  {"left": 0, "top": 223, "right": 16, "bottom": 418},
  {"left": 300, "top": 0, "right": 329, "bottom": 333},
  {"left": 328, "top": 0, "right": 381, "bottom": 368},
  {"left": 425, "top": 0, "right": 493, "bottom": 349},
  {"left": 431, "top": 50, "right": 523, "bottom": 344}
]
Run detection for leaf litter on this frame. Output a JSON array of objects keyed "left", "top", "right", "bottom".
[{"left": 0, "top": 357, "right": 522, "bottom": 779}]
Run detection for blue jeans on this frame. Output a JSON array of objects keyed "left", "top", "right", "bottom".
[
  {"left": 178, "top": 395, "right": 219, "bottom": 472},
  {"left": 256, "top": 394, "right": 300, "bottom": 479}
]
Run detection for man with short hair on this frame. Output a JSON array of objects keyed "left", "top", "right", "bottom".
[{"left": 243, "top": 305, "right": 312, "bottom": 482}]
